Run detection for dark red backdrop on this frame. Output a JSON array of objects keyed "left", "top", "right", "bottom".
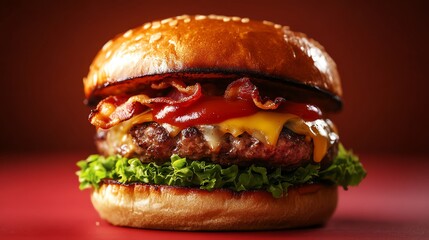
[{"left": 1, "top": 0, "right": 428, "bottom": 154}]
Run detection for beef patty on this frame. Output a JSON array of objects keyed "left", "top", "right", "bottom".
[{"left": 96, "top": 122, "right": 337, "bottom": 170}]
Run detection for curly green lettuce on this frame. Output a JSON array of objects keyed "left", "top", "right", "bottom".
[{"left": 76, "top": 144, "right": 366, "bottom": 198}]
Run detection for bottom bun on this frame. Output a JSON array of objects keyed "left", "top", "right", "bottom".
[{"left": 91, "top": 182, "right": 338, "bottom": 231}]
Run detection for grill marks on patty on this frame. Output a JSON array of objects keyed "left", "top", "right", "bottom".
[{"left": 102, "top": 122, "right": 337, "bottom": 169}]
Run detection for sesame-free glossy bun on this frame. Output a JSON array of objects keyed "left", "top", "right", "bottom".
[
  {"left": 84, "top": 15, "right": 342, "bottom": 111},
  {"left": 91, "top": 183, "right": 338, "bottom": 230}
]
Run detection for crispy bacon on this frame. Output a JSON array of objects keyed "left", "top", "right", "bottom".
[
  {"left": 89, "top": 77, "right": 319, "bottom": 129},
  {"left": 150, "top": 80, "right": 202, "bottom": 107},
  {"left": 224, "top": 78, "right": 286, "bottom": 110},
  {"left": 90, "top": 80, "right": 202, "bottom": 129}
]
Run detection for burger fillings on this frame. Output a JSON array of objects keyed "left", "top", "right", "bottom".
[{"left": 77, "top": 15, "right": 366, "bottom": 230}]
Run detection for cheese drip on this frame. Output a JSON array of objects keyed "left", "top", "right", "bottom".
[
  {"left": 101, "top": 111, "right": 337, "bottom": 162},
  {"left": 216, "top": 112, "right": 336, "bottom": 162}
]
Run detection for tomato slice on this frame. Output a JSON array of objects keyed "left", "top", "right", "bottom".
[{"left": 152, "top": 96, "right": 259, "bottom": 128}]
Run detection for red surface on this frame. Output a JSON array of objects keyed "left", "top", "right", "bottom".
[{"left": 1, "top": 153, "right": 428, "bottom": 239}]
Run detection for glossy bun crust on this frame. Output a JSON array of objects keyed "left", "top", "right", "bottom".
[
  {"left": 91, "top": 183, "right": 338, "bottom": 230},
  {"left": 84, "top": 15, "right": 342, "bottom": 111}
]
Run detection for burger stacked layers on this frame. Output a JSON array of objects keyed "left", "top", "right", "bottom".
[{"left": 77, "top": 15, "right": 366, "bottom": 230}]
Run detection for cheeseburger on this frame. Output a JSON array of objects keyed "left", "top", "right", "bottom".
[{"left": 77, "top": 14, "right": 366, "bottom": 230}]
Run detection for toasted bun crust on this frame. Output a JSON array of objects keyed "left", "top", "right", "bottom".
[
  {"left": 84, "top": 15, "right": 342, "bottom": 111},
  {"left": 91, "top": 183, "right": 338, "bottom": 230}
]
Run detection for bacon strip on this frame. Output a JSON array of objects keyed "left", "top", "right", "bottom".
[
  {"left": 150, "top": 80, "right": 202, "bottom": 107},
  {"left": 90, "top": 80, "right": 202, "bottom": 129},
  {"left": 90, "top": 77, "right": 302, "bottom": 129},
  {"left": 224, "top": 78, "right": 286, "bottom": 110}
]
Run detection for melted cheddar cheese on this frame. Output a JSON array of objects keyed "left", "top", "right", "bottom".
[{"left": 217, "top": 112, "right": 336, "bottom": 162}]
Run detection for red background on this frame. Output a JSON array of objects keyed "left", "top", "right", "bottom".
[
  {"left": 1, "top": 1, "right": 429, "bottom": 239},
  {"left": 1, "top": 0, "right": 428, "bottom": 155}
]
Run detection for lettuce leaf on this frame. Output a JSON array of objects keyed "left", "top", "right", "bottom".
[
  {"left": 76, "top": 143, "right": 366, "bottom": 198},
  {"left": 319, "top": 144, "right": 367, "bottom": 189}
]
